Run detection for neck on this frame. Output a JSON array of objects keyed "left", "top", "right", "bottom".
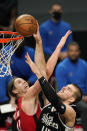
[
  {"left": 51, "top": 18, "right": 60, "bottom": 23},
  {"left": 63, "top": 101, "right": 70, "bottom": 105},
  {"left": 18, "top": 93, "right": 24, "bottom": 98}
]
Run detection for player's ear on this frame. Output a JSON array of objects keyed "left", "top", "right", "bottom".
[
  {"left": 68, "top": 97, "right": 75, "bottom": 104},
  {"left": 12, "top": 89, "right": 18, "bottom": 95}
]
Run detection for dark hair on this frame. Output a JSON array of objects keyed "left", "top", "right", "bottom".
[
  {"left": 67, "top": 41, "right": 80, "bottom": 50},
  {"left": 8, "top": 77, "right": 18, "bottom": 97},
  {"left": 72, "top": 84, "right": 82, "bottom": 103},
  {"left": 50, "top": 3, "right": 62, "bottom": 10}
]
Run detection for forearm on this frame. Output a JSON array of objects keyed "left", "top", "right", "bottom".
[
  {"left": 35, "top": 38, "right": 47, "bottom": 79},
  {"left": 38, "top": 76, "right": 66, "bottom": 114},
  {"left": 46, "top": 31, "right": 71, "bottom": 78},
  {"left": 35, "top": 40, "right": 48, "bottom": 105},
  {"left": 46, "top": 45, "right": 61, "bottom": 78}
]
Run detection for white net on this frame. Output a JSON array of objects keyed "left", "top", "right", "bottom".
[{"left": 0, "top": 32, "right": 24, "bottom": 77}]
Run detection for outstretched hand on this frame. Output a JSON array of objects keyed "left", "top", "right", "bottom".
[
  {"left": 33, "top": 22, "right": 42, "bottom": 43},
  {"left": 58, "top": 30, "right": 72, "bottom": 49},
  {"left": 25, "top": 52, "right": 41, "bottom": 76}
]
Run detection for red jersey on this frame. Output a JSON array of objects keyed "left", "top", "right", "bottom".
[{"left": 13, "top": 97, "right": 41, "bottom": 131}]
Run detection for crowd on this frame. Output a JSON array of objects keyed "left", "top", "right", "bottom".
[{"left": 0, "top": 1, "right": 87, "bottom": 131}]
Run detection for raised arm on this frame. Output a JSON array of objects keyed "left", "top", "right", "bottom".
[
  {"left": 23, "top": 25, "right": 47, "bottom": 99},
  {"left": 46, "top": 31, "right": 72, "bottom": 78},
  {"left": 24, "top": 31, "right": 72, "bottom": 99},
  {"left": 34, "top": 27, "right": 47, "bottom": 79},
  {"left": 24, "top": 53, "right": 44, "bottom": 98}
]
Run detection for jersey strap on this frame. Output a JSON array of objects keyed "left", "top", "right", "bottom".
[{"left": 33, "top": 114, "right": 39, "bottom": 125}]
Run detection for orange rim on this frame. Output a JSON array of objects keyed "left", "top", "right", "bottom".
[{"left": 0, "top": 31, "right": 24, "bottom": 43}]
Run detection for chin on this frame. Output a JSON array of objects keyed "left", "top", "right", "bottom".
[
  {"left": 24, "top": 90, "right": 27, "bottom": 93},
  {"left": 70, "top": 58, "right": 78, "bottom": 62},
  {"left": 57, "top": 92, "right": 65, "bottom": 100},
  {"left": 57, "top": 92, "right": 62, "bottom": 97}
]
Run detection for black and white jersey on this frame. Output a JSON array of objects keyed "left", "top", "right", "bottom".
[{"left": 36, "top": 104, "right": 74, "bottom": 131}]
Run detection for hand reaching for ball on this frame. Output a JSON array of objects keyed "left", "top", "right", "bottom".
[
  {"left": 25, "top": 52, "right": 41, "bottom": 77},
  {"left": 33, "top": 23, "right": 42, "bottom": 44}
]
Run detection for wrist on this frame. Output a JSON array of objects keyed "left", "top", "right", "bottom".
[
  {"left": 36, "top": 71, "right": 42, "bottom": 79},
  {"left": 36, "top": 39, "right": 42, "bottom": 44}
]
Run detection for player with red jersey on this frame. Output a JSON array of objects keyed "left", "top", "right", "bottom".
[
  {"left": 8, "top": 26, "right": 71, "bottom": 131},
  {"left": 13, "top": 97, "right": 41, "bottom": 130}
]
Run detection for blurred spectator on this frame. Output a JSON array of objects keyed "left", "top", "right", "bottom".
[
  {"left": 10, "top": 37, "right": 37, "bottom": 84},
  {"left": 40, "top": 3, "right": 72, "bottom": 61},
  {"left": 0, "top": 75, "right": 12, "bottom": 104},
  {"left": 55, "top": 42, "right": 87, "bottom": 131},
  {"left": 0, "top": 75, "right": 12, "bottom": 127},
  {"left": 0, "top": 0, "right": 18, "bottom": 31}
]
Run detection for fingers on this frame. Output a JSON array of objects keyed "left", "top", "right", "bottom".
[
  {"left": 33, "top": 21, "right": 40, "bottom": 39},
  {"left": 33, "top": 33, "right": 36, "bottom": 38},
  {"left": 58, "top": 30, "right": 72, "bottom": 49},
  {"left": 25, "top": 52, "right": 31, "bottom": 60},
  {"left": 25, "top": 52, "right": 32, "bottom": 64},
  {"left": 60, "top": 30, "right": 72, "bottom": 42},
  {"left": 65, "top": 30, "right": 72, "bottom": 37},
  {"left": 25, "top": 60, "right": 29, "bottom": 65},
  {"left": 25, "top": 52, "right": 39, "bottom": 74},
  {"left": 36, "top": 20, "right": 39, "bottom": 31},
  {"left": 33, "top": 21, "right": 39, "bottom": 35},
  {"left": 33, "top": 29, "right": 40, "bottom": 38}
]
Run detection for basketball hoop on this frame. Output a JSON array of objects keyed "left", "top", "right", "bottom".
[{"left": 0, "top": 31, "right": 24, "bottom": 77}]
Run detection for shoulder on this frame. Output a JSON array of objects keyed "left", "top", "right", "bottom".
[
  {"left": 40, "top": 20, "right": 50, "bottom": 27},
  {"left": 40, "top": 20, "right": 50, "bottom": 30},
  {"left": 43, "top": 103, "right": 51, "bottom": 109},
  {"left": 65, "top": 104, "right": 76, "bottom": 117},
  {"left": 63, "top": 104, "right": 76, "bottom": 127},
  {"left": 70, "top": 104, "right": 77, "bottom": 112},
  {"left": 56, "top": 58, "right": 68, "bottom": 70},
  {"left": 79, "top": 58, "right": 87, "bottom": 64},
  {"left": 60, "top": 21, "right": 71, "bottom": 28},
  {"left": 78, "top": 58, "right": 87, "bottom": 67}
]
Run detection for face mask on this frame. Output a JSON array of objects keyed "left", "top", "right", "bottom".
[
  {"left": 51, "top": 12, "right": 62, "bottom": 21},
  {"left": 69, "top": 58, "right": 78, "bottom": 63}
]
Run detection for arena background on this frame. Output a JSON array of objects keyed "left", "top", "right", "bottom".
[{"left": 18, "top": 0, "right": 87, "bottom": 60}]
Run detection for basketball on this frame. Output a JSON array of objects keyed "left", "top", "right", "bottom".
[{"left": 15, "top": 14, "right": 38, "bottom": 37}]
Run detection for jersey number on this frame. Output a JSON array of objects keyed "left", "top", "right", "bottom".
[
  {"left": 41, "top": 126, "right": 51, "bottom": 131},
  {"left": 17, "top": 119, "right": 21, "bottom": 131}
]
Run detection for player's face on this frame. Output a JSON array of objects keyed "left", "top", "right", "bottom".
[
  {"left": 58, "top": 84, "right": 76, "bottom": 102},
  {"left": 14, "top": 78, "right": 29, "bottom": 94},
  {"left": 67, "top": 45, "right": 80, "bottom": 61}
]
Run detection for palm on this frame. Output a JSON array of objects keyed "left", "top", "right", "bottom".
[
  {"left": 33, "top": 24, "right": 41, "bottom": 43},
  {"left": 25, "top": 53, "right": 40, "bottom": 75}
]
